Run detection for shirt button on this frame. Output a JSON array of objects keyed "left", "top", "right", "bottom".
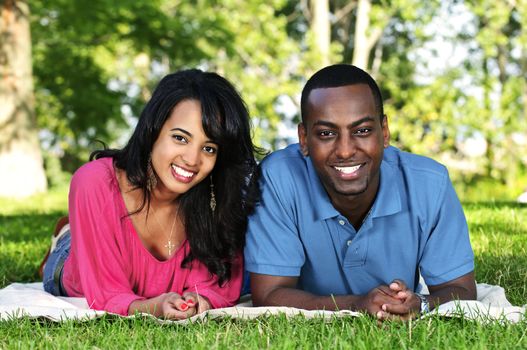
[
  {"left": 347, "top": 240, "right": 352, "bottom": 246},
  {"left": 339, "top": 220, "right": 345, "bottom": 225}
]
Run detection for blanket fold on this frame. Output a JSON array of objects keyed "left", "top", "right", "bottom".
[{"left": 0, "top": 282, "right": 524, "bottom": 324}]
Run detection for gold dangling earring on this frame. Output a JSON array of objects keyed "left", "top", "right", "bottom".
[
  {"left": 146, "top": 154, "right": 157, "bottom": 192},
  {"left": 210, "top": 176, "right": 216, "bottom": 212}
]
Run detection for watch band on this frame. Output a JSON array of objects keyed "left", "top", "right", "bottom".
[{"left": 415, "top": 293, "right": 430, "bottom": 313}]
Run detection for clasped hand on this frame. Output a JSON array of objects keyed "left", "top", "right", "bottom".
[
  {"left": 159, "top": 291, "right": 211, "bottom": 320},
  {"left": 358, "top": 280, "right": 422, "bottom": 321}
]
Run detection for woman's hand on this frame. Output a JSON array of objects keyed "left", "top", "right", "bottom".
[
  {"left": 182, "top": 292, "right": 212, "bottom": 314},
  {"left": 157, "top": 292, "right": 199, "bottom": 320},
  {"left": 129, "top": 292, "right": 204, "bottom": 320}
]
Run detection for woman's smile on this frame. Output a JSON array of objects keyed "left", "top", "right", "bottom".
[{"left": 171, "top": 164, "right": 196, "bottom": 183}]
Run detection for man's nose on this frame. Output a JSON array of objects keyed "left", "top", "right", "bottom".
[{"left": 334, "top": 135, "right": 356, "bottom": 160}]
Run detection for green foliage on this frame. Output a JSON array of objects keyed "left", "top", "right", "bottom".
[
  {"left": 27, "top": 0, "right": 527, "bottom": 199},
  {"left": 201, "top": 0, "right": 303, "bottom": 150},
  {"left": 455, "top": 173, "right": 527, "bottom": 203},
  {"left": 30, "top": 0, "right": 237, "bottom": 170}
]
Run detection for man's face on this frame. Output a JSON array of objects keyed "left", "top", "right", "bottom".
[{"left": 298, "top": 84, "right": 389, "bottom": 203}]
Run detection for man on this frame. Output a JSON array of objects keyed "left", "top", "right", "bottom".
[{"left": 244, "top": 64, "right": 476, "bottom": 320}]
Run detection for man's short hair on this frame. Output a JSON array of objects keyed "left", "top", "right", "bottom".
[{"left": 300, "top": 64, "right": 384, "bottom": 124}]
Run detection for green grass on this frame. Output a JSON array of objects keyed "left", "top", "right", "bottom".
[{"left": 1, "top": 190, "right": 526, "bottom": 349}]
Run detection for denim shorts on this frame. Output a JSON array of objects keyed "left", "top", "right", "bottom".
[{"left": 42, "top": 228, "right": 71, "bottom": 296}]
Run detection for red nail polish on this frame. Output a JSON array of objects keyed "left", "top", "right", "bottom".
[
  {"left": 180, "top": 303, "right": 188, "bottom": 311},
  {"left": 187, "top": 300, "right": 195, "bottom": 306}
]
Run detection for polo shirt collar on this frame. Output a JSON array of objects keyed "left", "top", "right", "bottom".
[
  {"left": 305, "top": 156, "right": 341, "bottom": 221},
  {"left": 372, "top": 160, "right": 402, "bottom": 218},
  {"left": 306, "top": 156, "right": 402, "bottom": 221}
]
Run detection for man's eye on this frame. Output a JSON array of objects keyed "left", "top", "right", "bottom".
[
  {"left": 354, "top": 128, "right": 372, "bottom": 135},
  {"left": 318, "top": 130, "right": 336, "bottom": 137},
  {"left": 172, "top": 135, "right": 188, "bottom": 143},
  {"left": 203, "top": 146, "right": 217, "bottom": 154}
]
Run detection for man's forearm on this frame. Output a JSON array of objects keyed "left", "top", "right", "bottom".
[
  {"left": 428, "top": 284, "right": 477, "bottom": 309},
  {"left": 255, "top": 286, "right": 363, "bottom": 311},
  {"left": 427, "top": 272, "right": 477, "bottom": 310}
]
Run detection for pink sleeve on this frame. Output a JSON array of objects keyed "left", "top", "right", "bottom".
[
  {"left": 68, "top": 161, "right": 144, "bottom": 315},
  {"left": 184, "top": 253, "right": 243, "bottom": 309}
]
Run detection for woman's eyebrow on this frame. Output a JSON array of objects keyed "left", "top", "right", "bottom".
[
  {"left": 170, "top": 127, "right": 192, "bottom": 137},
  {"left": 170, "top": 127, "right": 218, "bottom": 144}
]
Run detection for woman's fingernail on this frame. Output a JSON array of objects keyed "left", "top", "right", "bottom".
[
  {"left": 187, "top": 300, "right": 195, "bottom": 306},
  {"left": 180, "top": 303, "right": 188, "bottom": 311}
]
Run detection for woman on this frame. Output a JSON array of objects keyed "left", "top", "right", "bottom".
[{"left": 40, "top": 69, "right": 260, "bottom": 320}]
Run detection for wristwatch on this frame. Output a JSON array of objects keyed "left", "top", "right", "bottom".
[{"left": 415, "top": 293, "right": 430, "bottom": 313}]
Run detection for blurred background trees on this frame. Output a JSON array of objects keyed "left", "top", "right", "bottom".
[{"left": 1, "top": 0, "right": 526, "bottom": 201}]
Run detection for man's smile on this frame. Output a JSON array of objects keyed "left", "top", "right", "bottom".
[{"left": 333, "top": 164, "right": 362, "bottom": 175}]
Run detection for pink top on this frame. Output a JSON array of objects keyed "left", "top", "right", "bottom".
[{"left": 62, "top": 157, "right": 243, "bottom": 315}]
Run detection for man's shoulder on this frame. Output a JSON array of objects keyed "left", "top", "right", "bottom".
[
  {"left": 260, "top": 143, "right": 305, "bottom": 172},
  {"left": 384, "top": 146, "right": 448, "bottom": 178}
]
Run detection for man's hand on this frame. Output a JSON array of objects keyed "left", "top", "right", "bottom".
[
  {"left": 376, "top": 272, "right": 477, "bottom": 321},
  {"left": 376, "top": 280, "right": 421, "bottom": 321},
  {"left": 353, "top": 285, "right": 405, "bottom": 317}
]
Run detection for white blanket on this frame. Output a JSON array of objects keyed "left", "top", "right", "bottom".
[{"left": 0, "top": 282, "right": 524, "bottom": 324}]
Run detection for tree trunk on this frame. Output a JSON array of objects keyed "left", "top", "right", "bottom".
[
  {"left": 0, "top": 0, "right": 47, "bottom": 197},
  {"left": 310, "top": 0, "right": 330, "bottom": 66},
  {"left": 352, "top": 0, "right": 383, "bottom": 70},
  {"left": 523, "top": 48, "right": 527, "bottom": 125},
  {"left": 352, "top": 0, "right": 371, "bottom": 69},
  {"left": 482, "top": 57, "right": 494, "bottom": 179}
]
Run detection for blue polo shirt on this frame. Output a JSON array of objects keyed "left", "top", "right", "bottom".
[{"left": 244, "top": 144, "right": 474, "bottom": 295}]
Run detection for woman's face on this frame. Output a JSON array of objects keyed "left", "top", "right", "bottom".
[{"left": 150, "top": 99, "right": 218, "bottom": 199}]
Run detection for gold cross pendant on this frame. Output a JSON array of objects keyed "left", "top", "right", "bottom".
[{"left": 165, "top": 240, "right": 175, "bottom": 256}]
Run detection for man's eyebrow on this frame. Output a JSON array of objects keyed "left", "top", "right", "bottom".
[
  {"left": 349, "top": 116, "right": 376, "bottom": 128},
  {"left": 312, "top": 116, "right": 376, "bottom": 128},
  {"left": 312, "top": 120, "right": 337, "bottom": 128}
]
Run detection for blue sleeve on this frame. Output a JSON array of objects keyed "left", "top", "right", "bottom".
[
  {"left": 419, "top": 173, "right": 474, "bottom": 286},
  {"left": 244, "top": 164, "right": 305, "bottom": 276}
]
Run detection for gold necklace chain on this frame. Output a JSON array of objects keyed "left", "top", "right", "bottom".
[{"left": 148, "top": 204, "right": 178, "bottom": 256}]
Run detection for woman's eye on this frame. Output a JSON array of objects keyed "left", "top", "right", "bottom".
[
  {"left": 172, "top": 135, "right": 187, "bottom": 143},
  {"left": 203, "top": 146, "right": 217, "bottom": 154}
]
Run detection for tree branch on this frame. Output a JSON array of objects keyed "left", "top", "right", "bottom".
[{"left": 334, "top": 1, "right": 357, "bottom": 23}]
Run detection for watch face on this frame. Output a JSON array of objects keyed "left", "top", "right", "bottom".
[{"left": 416, "top": 293, "right": 430, "bottom": 313}]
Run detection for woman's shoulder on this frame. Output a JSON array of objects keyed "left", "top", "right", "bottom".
[{"left": 70, "top": 157, "right": 117, "bottom": 195}]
